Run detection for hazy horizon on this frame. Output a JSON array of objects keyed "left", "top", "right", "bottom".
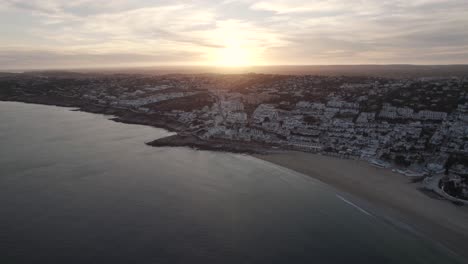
[
  {"left": 4, "top": 63, "right": 468, "bottom": 71},
  {"left": 4, "top": 64, "right": 468, "bottom": 79},
  {"left": 1, "top": 0, "right": 468, "bottom": 69}
]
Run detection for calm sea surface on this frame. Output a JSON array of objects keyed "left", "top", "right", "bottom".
[{"left": 0, "top": 101, "right": 462, "bottom": 263}]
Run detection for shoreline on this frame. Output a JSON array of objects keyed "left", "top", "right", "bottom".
[
  {"left": 254, "top": 151, "right": 468, "bottom": 261},
  {"left": 0, "top": 97, "right": 273, "bottom": 154},
  {"left": 147, "top": 134, "right": 280, "bottom": 154},
  {"left": 2, "top": 99, "right": 468, "bottom": 260},
  {"left": 0, "top": 96, "right": 185, "bottom": 133}
]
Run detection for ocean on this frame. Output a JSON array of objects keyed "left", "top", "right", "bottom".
[{"left": 0, "top": 101, "right": 462, "bottom": 263}]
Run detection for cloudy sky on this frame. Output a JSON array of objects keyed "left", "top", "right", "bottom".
[{"left": 1, "top": 0, "right": 467, "bottom": 69}]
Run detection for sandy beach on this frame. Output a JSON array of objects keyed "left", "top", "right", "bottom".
[{"left": 254, "top": 151, "right": 468, "bottom": 260}]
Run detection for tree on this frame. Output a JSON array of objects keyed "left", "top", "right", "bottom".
[{"left": 395, "top": 155, "right": 410, "bottom": 167}]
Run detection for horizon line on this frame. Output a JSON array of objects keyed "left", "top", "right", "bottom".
[{"left": 3, "top": 63, "right": 468, "bottom": 72}]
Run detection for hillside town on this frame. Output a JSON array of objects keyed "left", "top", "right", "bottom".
[{"left": 1, "top": 71, "right": 467, "bottom": 202}]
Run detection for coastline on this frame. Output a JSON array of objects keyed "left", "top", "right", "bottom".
[
  {"left": 0, "top": 96, "right": 186, "bottom": 133},
  {"left": 0, "top": 96, "right": 278, "bottom": 154},
  {"left": 147, "top": 134, "right": 279, "bottom": 154},
  {"left": 2, "top": 99, "right": 468, "bottom": 260},
  {"left": 2, "top": 100, "right": 467, "bottom": 264},
  {"left": 254, "top": 151, "right": 468, "bottom": 261}
]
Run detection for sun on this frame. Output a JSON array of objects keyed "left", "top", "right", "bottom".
[{"left": 215, "top": 44, "right": 252, "bottom": 67}]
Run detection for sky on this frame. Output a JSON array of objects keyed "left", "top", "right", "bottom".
[{"left": 0, "top": 0, "right": 468, "bottom": 69}]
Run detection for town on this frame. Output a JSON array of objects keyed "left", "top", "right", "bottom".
[{"left": 1, "top": 71, "right": 467, "bottom": 203}]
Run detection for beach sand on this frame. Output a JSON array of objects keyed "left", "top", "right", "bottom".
[{"left": 254, "top": 151, "right": 468, "bottom": 260}]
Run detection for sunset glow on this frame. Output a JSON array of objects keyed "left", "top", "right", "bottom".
[
  {"left": 0, "top": 0, "right": 467, "bottom": 69},
  {"left": 215, "top": 43, "right": 253, "bottom": 67}
]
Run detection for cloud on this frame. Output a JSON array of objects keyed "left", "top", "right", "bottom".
[
  {"left": 0, "top": 48, "right": 203, "bottom": 69},
  {"left": 3, "top": 0, "right": 60, "bottom": 14},
  {"left": 2, "top": 0, "right": 151, "bottom": 15},
  {"left": 0, "top": 0, "right": 467, "bottom": 68},
  {"left": 250, "top": 0, "right": 352, "bottom": 14}
]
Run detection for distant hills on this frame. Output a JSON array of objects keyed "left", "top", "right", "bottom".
[{"left": 2, "top": 64, "right": 468, "bottom": 78}]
